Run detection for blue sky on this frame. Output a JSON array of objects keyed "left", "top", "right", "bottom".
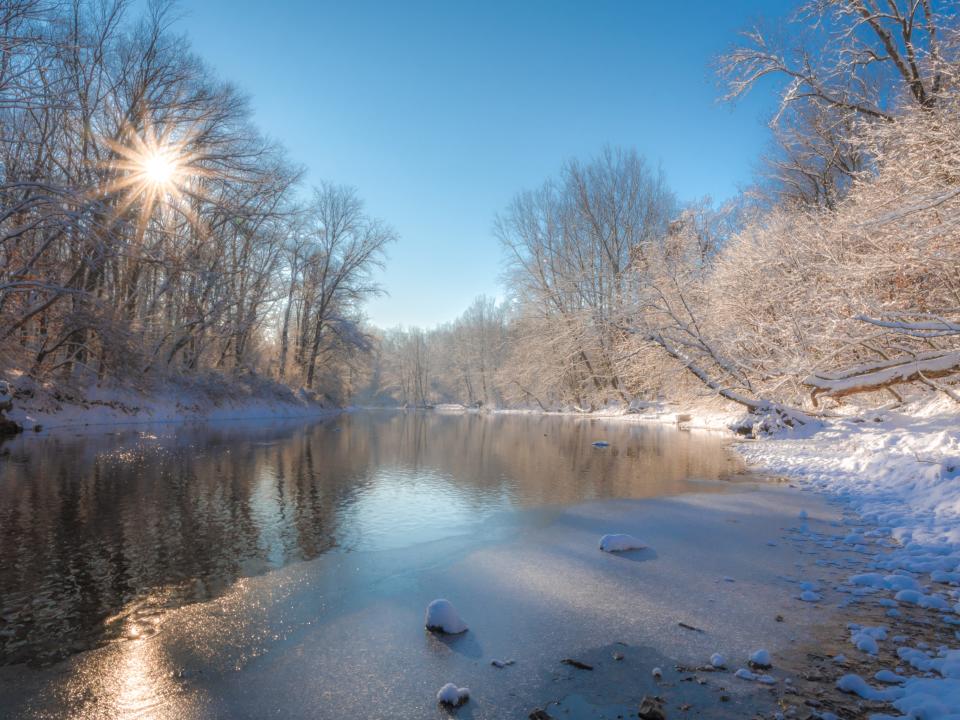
[{"left": 174, "top": 0, "right": 793, "bottom": 328}]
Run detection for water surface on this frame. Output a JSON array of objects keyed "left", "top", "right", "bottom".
[{"left": 0, "top": 411, "right": 737, "bottom": 668}]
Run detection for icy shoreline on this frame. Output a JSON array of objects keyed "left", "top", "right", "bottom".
[
  {"left": 494, "top": 398, "right": 960, "bottom": 718},
  {"left": 0, "top": 481, "right": 851, "bottom": 719},
  {"left": 735, "top": 405, "right": 960, "bottom": 719}
]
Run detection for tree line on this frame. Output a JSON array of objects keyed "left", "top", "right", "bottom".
[
  {"left": 367, "top": 0, "right": 960, "bottom": 418},
  {"left": 0, "top": 0, "right": 393, "bottom": 403},
  {"left": 3, "top": 0, "right": 957, "bottom": 416}
]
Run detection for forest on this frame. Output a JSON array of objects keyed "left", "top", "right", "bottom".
[
  {"left": 1, "top": 0, "right": 958, "bottom": 418},
  {"left": 368, "top": 1, "right": 960, "bottom": 419}
]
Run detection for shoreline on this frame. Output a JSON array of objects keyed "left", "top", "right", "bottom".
[
  {"left": 2, "top": 378, "right": 343, "bottom": 434},
  {"left": 2, "top": 402, "right": 958, "bottom": 718}
]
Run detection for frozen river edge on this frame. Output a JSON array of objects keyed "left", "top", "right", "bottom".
[
  {"left": 0, "top": 473, "right": 889, "bottom": 720},
  {"left": 2, "top": 408, "right": 959, "bottom": 719}
]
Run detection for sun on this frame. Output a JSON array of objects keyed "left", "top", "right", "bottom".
[
  {"left": 99, "top": 119, "right": 208, "bottom": 232},
  {"left": 142, "top": 150, "right": 178, "bottom": 187}
]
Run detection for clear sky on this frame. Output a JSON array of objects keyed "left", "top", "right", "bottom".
[{"left": 172, "top": 0, "right": 793, "bottom": 329}]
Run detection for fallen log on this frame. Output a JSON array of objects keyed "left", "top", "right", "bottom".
[{"left": 805, "top": 349, "right": 960, "bottom": 404}]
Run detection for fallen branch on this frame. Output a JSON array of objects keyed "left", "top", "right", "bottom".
[
  {"left": 644, "top": 330, "right": 811, "bottom": 426},
  {"left": 805, "top": 349, "right": 960, "bottom": 403}
]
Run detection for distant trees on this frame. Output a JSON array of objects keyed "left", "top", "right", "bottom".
[
  {"left": 364, "top": 297, "right": 507, "bottom": 408},
  {"left": 367, "top": 1, "right": 960, "bottom": 413},
  {"left": 0, "top": 0, "right": 392, "bottom": 404},
  {"left": 495, "top": 147, "right": 675, "bottom": 409}
]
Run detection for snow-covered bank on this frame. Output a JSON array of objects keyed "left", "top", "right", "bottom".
[
  {"left": 2, "top": 372, "right": 340, "bottom": 432},
  {"left": 478, "top": 399, "right": 741, "bottom": 431},
  {"left": 738, "top": 402, "right": 960, "bottom": 719},
  {"left": 740, "top": 404, "right": 960, "bottom": 553}
]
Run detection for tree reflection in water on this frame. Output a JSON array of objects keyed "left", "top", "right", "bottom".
[{"left": 0, "top": 411, "right": 737, "bottom": 666}]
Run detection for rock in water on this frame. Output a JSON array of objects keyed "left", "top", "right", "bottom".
[
  {"left": 425, "top": 598, "right": 468, "bottom": 634},
  {"left": 436, "top": 683, "right": 470, "bottom": 707},
  {"left": 598, "top": 534, "right": 646, "bottom": 552},
  {"left": 638, "top": 695, "right": 666, "bottom": 720},
  {"left": 0, "top": 380, "right": 20, "bottom": 437}
]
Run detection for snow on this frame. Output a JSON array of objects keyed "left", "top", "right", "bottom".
[
  {"left": 738, "top": 407, "right": 960, "bottom": 551},
  {"left": 598, "top": 533, "right": 647, "bottom": 553},
  {"left": 836, "top": 673, "right": 902, "bottom": 701},
  {"left": 425, "top": 599, "right": 468, "bottom": 634},
  {"left": 710, "top": 652, "right": 726, "bottom": 668},
  {"left": 749, "top": 648, "right": 772, "bottom": 668},
  {"left": 4, "top": 373, "right": 338, "bottom": 432},
  {"left": 799, "top": 590, "right": 822, "bottom": 602},
  {"left": 739, "top": 403, "right": 960, "bottom": 720},
  {"left": 875, "top": 669, "right": 907, "bottom": 684},
  {"left": 735, "top": 668, "right": 775, "bottom": 684},
  {"left": 436, "top": 683, "right": 470, "bottom": 706},
  {"left": 890, "top": 678, "right": 960, "bottom": 719},
  {"left": 852, "top": 630, "right": 879, "bottom": 655}
]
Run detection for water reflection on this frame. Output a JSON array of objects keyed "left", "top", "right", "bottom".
[{"left": 0, "top": 411, "right": 736, "bottom": 666}]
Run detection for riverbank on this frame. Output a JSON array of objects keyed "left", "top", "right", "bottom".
[
  {"left": 496, "top": 397, "right": 960, "bottom": 718},
  {"left": 1, "top": 372, "right": 339, "bottom": 432},
  {"left": 476, "top": 398, "right": 741, "bottom": 432},
  {"left": 734, "top": 404, "right": 960, "bottom": 720}
]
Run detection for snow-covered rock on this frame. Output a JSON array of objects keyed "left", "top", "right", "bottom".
[
  {"left": 749, "top": 648, "right": 772, "bottom": 668},
  {"left": 853, "top": 632, "right": 879, "bottom": 655},
  {"left": 599, "top": 534, "right": 646, "bottom": 553},
  {"left": 425, "top": 599, "right": 468, "bottom": 634},
  {"left": 735, "top": 668, "right": 775, "bottom": 684},
  {"left": 436, "top": 683, "right": 470, "bottom": 706},
  {"left": 836, "top": 673, "right": 894, "bottom": 700},
  {"left": 710, "top": 652, "right": 726, "bottom": 668},
  {"left": 875, "top": 669, "right": 906, "bottom": 684}
]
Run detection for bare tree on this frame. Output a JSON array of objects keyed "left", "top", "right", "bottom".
[
  {"left": 719, "top": 0, "right": 957, "bottom": 206},
  {"left": 298, "top": 182, "right": 394, "bottom": 389},
  {"left": 0, "top": 0, "right": 390, "bottom": 407},
  {"left": 496, "top": 147, "right": 675, "bottom": 408}
]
